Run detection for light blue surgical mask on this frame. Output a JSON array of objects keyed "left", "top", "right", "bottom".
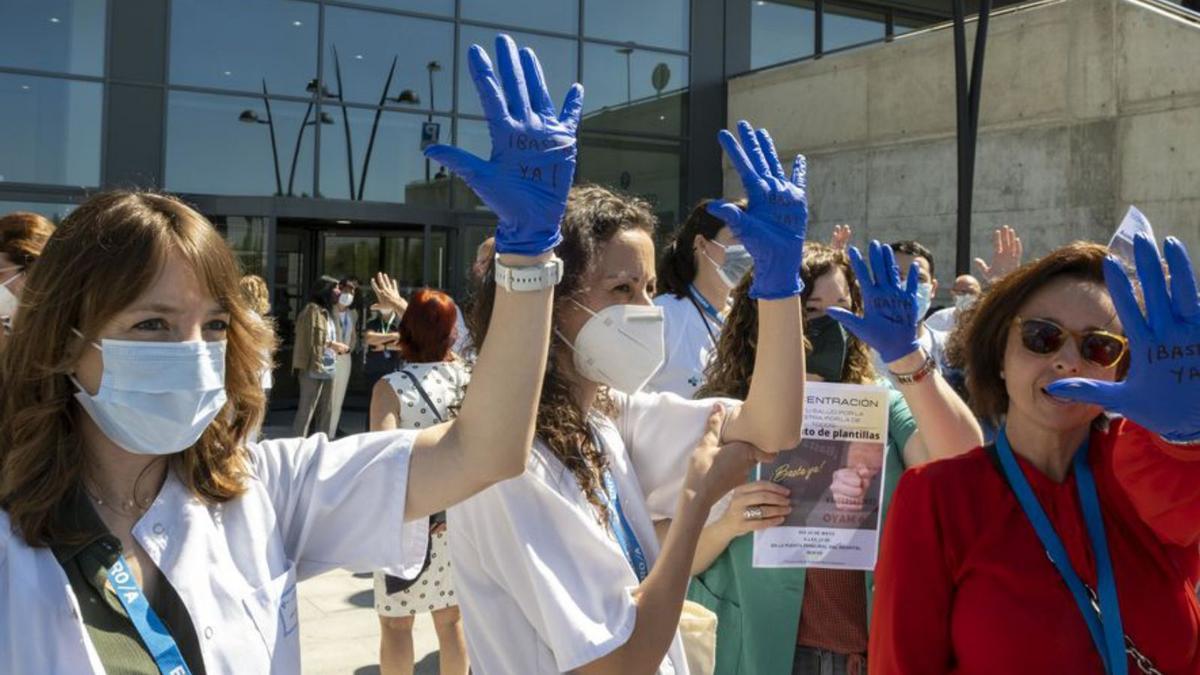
[
  {"left": 70, "top": 332, "right": 228, "bottom": 455},
  {"left": 703, "top": 240, "right": 753, "bottom": 288},
  {"left": 915, "top": 283, "right": 933, "bottom": 320}
]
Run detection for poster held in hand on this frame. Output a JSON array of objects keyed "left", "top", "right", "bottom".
[{"left": 753, "top": 381, "right": 890, "bottom": 570}]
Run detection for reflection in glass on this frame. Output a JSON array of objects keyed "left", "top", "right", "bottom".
[
  {"left": 213, "top": 217, "right": 268, "bottom": 276},
  {"left": 0, "top": 0, "right": 106, "bottom": 76},
  {"left": 170, "top": 0, "right": 317, "bottom": 94},
  {"left": 319, "top": 108, "right": 449, "bottom": 205},
  {"left": 824, "top": 3, "right": 886, "bottom": 52},
  {"left": 324, "top": 235, "right": 381, "bottom": 286},
  {"left": 0, "top": 74, "right": 101, "bottom": 187},
  {"left": 578, "top": 133, "right": 685, "bottom": 233},
  {"left": 166, "top": 91, "right": 316, "bottom": 197},
  {"left": 336, "top": 0, "right": 453, "bottom": 16},
  {"left": 0, "top": 201, "right": 76, "bottom": 224},
  {"left": 322, "top": 8, "right": 454, "bottom": 109},
  {"left": 751, "top": 1, "right": 815, "bottom": 70},
  {"left": 581, "top": 45, "right": 687, "bottom": 136},
  {"left": 584, "top": 0, "right": 689, "bottom": 50},
  {"left": 457, "top": 27, "right": 577, "bottom": 118},
  {"left": 461, "top": 0, "right": 577, "bottom": 35},
  {"left": 450, "top": 119, "right": 491, "bottom": 211}
]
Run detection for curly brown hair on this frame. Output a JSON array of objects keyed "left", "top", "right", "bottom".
[
  {"left": 945, "top": 241, "right": 1125, "bottom": 425},
  {"left": 468, "top": 184, "right": 657, "bottom": 522},
  {"left": 700, "top": 244, "right": 875, "bottom": 399},
  {"left": 0, "top": 191, "right": 276, "bottom": 547}
]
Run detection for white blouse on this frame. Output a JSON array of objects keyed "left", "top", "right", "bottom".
[
  {"left": 448, "top": 391, "right": 735, "bottom": 675},
  {"left": 0, "top": 431, "right": 427, "bottom": 674},
  {"left": 645, "top": 293, "right": 722, "bottom": 399}
]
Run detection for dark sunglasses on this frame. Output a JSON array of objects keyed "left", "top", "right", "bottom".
[{"left": 1014, "top": 316, "right": 1128, "bottom": 369}]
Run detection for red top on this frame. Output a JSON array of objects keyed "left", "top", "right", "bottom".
[{"left": 868, "top": 419, "right": 1200, "bottom": 674}]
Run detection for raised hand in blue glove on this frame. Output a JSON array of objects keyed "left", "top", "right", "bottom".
[
  {"left": 1046, "top": 234, "right": 1200, "bottom": 443},
  {"left": 706, "top": 121, "right": 808, "bottom": 300},
  {"left": 424, "top": 34, "right": 583, "bottom": 256},
  {"left": 826, "top": 241, "right": 924, "bottom": 364}
]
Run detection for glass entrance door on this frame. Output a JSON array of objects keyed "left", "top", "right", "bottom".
[{"left": 269, "top": 222, "right": 449, "bottom": 426}]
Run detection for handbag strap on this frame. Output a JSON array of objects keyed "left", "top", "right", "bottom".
[{"left": 397, "top": 369, "right": 446, "bottom": 423}]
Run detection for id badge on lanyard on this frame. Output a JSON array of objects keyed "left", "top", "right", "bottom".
[
  {"left": 106, "top": 555, "right": 192, "bottom": 675},
  {"left": 995, "top": 429, "right": 1127, "bottom": 675},
  {"left": 590, "top": 427, "right": 650, "bottom": 582}
]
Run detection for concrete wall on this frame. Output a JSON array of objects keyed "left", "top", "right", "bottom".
[{"left": 725, "top": 0, "right": 1200, "bottom": 293}]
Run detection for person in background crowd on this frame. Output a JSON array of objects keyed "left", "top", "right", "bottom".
[
  {"left": 688, "top": 243, "right": 982, "bottom": 675},
  {"left": 0, "top": 166, "right": 562, "bottom": 672},
  {"left": 925, "top": 274, "right": 981, "bottom": 334},
  {"left": 370, "top": 288, "right": 470, "bottom": 675},
  {"left": 0, "top": 211, "right": 56, "bottom": 347},
  {"left": 364, "top": 271, "right": 408, "bottom": 391},
  {"left": 291, "top": 275, "right": 345, "bottom": 437},
  {"left": 646, "top": 199, "right": 747, "bottom": 398},
  {"left": 871, "top": 237, "right": 1200, "bottom": 673},
  {"left": 329, "top": 277, "right": 360, "bottom": 437},
  {"left": 829, "top": 224, "right": 853, "bottom": 251},
  {"left": 452, "top": 237, "right": 494, "bottom": 360},
  {"left": 972, "top": 224, "right": 1024, "bottom": 286},
  {"left": 427, "top": 39, "right": 808, "bottom": 670},
  {"left": 238, "top": 274, "right": 276, "bottom": 395}
]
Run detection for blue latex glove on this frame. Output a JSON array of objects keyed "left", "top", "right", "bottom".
[
  {"left": 826, "top": 241, "right": 924, "bottom": 364},
  {"left": 424, "top": 35, "right": 583, "bottom": 256},
  {"left": 706, "top": 121, "right": 808, "bottom": 300},
  {"left": 1046, "top": 234, "right": 1200, "bottom": 443}
]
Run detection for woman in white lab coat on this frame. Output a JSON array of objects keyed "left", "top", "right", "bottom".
[
  {"left": 646, "top": 199, "right": 748, "bottom": 398},
  {"left": 439, "top": 110, "right": 812, "bottom": 671},
  {"left": 0, "top": 36, "right": 571, "bottom": 675}
]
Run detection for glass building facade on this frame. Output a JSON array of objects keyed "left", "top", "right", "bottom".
[{"left": 0, "top": 0, "right": 1010, "bottom": 403}]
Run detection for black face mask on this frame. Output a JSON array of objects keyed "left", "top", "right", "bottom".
[{"left": 806, "top": 314, "right": 849, "bottom": 382}]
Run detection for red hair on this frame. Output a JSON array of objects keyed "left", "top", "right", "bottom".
[{"left": 398, "top": 288, "right": 458, "bottom": 363}]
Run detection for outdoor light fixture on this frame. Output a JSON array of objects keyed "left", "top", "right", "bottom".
[{"left": 395, "top": 89, "right": 420, "bottom": 105}]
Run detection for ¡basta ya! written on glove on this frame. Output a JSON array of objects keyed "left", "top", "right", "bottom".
[
  {"left": 706, "top": 121, "right": 808, "bottom": 300},
  {"left": 424, "top": 34, "right": 582, "bottom": 257},
  {"left": 826, "top": 241, "right": 924, "bottom": 365},
  {"left": 1047, "top": 234, "right": 1200, "bottom": 443}
]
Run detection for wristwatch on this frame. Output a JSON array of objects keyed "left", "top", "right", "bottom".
[{"left": 494, "top": 256, "right": 563, "bottom": 292}]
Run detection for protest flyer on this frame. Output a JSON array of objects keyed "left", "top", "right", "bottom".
[{"left": 752, "top": 381, "right": 890, "bottom": 570}]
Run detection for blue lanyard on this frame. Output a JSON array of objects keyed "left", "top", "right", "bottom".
[
  {"left": 601, "top": 468, "right": 650, "bottom": 582},
  {"left": 995, "top": 428, "right": 1126, "bottom": 675},
  {"left": 688, "top": 284, "right": 725, "bottom": 326},
  {"left": 105, "top": 554, "right": 192, "bottom": 675}
]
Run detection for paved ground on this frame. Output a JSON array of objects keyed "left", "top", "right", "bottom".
[
  {"left": 298, "top": 569, "right": 441, "bottom": 675},
  {"left": 265, "top": 406, "right": 443, "bottom": 674}
]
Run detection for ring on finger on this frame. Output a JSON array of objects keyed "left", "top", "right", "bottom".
[{"left": 743, "top": 506, "right": 764, "bottom": 520}]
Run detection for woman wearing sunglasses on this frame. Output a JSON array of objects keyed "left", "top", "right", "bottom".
[{"left": 869, "top": 237, "right": 1200, "bottom": 673}]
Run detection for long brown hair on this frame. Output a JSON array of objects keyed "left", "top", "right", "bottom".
[
  {"left": 0, "top": 211, "right": 56, "bottom": 269},
  {"left": 946, "top": 241, "right": 1123, "bottom": 425},
  {"left": 469, "top": 184, "right": 657, "bottom": 521},
  {"left": 700, "top": 244, "right": 875, "bottom": 399},
  {"left": 0, "top": 191, "right": 276, "bottom": 547}
]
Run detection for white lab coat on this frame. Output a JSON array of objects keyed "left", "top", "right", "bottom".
[
  {"left": 0, "top": 431, "right": 428, "bottom": 674},
  {"left": 449, "top": 391, "right": 734, "bottom": 675},
  {"left": 645, "top": 294, "right": 722, "bottom": 399}
]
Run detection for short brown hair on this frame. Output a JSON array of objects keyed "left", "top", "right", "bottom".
[
  {"left": 0, "top": 191, "right": 275, "bottom": 547},
  {"left": 0, "top": 211, "right": 56, "bottom": 269},
  {"left": 948, "top": 241, "right": 1124, "bottom": 424}
]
